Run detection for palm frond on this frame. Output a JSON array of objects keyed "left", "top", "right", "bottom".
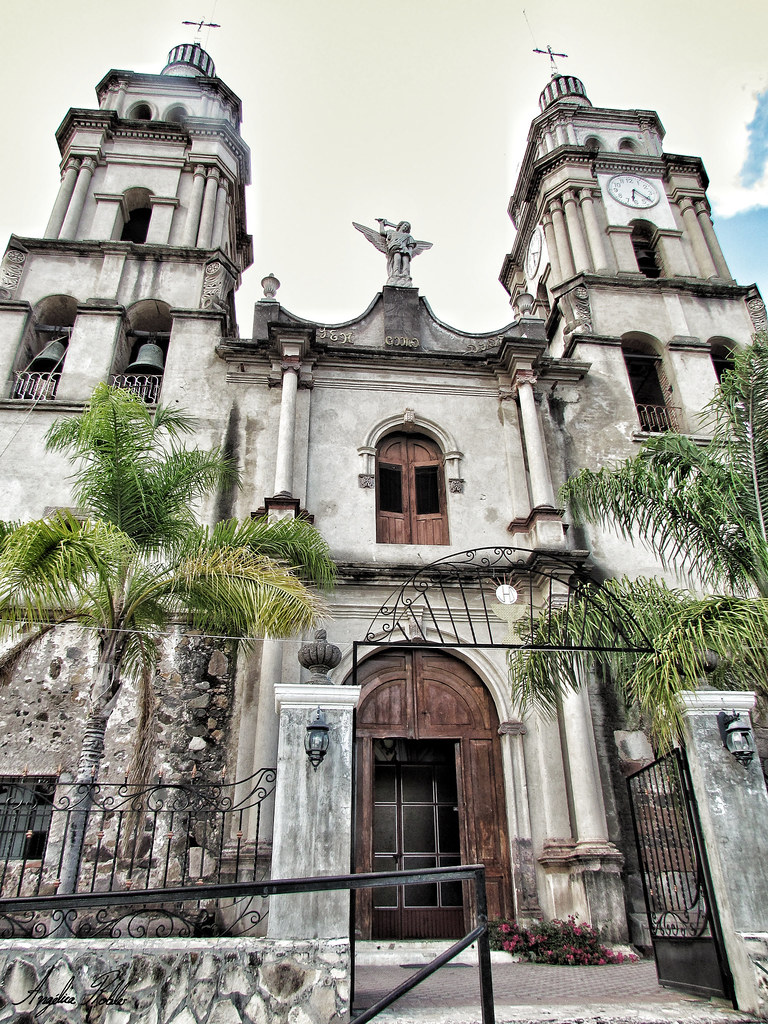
[{"left": 206, "top": 516, "right": 337, "bottom": 589}]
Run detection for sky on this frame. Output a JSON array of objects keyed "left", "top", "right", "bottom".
[{"left": 2, "top": 0, "right": 767, "bottom": 334}]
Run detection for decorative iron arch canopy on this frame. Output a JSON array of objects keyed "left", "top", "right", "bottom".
[{"left": 356, "top": 547, "right": 653, "bottom": 657}]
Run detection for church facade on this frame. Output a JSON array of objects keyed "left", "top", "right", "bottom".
[{"left": 0, "top": 43, "right": 763, "bottom": 952}]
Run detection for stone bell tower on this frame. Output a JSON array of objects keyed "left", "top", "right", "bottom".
[
  {"left": 500, "top": 73, "right": 764, "bottom": 441},
  {"left": 0, "top": 41, "right": 252, "bottom": 481}
]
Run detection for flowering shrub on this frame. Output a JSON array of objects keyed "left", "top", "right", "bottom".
[{"left": 488, "top": 916, "right": 638, "bottom": 966}]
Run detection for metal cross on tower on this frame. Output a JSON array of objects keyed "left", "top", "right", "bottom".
[
  {"left": 182, "top": 17, "right": 221, "bottom": 41},
  {"left": 533, "top": 44, "right": 568, "bottom": 75}
]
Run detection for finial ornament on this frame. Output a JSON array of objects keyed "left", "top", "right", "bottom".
[
  {"left": 353, "top": 219, "right": 433, "bottom": 288},
  {"left": 261, "top": 272, "right": 280, "bottom": 299},
  {"left": 182, "top": 16, "right": 221, "bottom": 43}
]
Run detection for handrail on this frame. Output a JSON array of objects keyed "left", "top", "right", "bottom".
[{"left": 0, "top": 863, "right": 495, "bottom": 1024}]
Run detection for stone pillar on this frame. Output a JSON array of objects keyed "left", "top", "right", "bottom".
[
  {"left": 694, "top": 201, "right": 733, "bottom": 282},
  {"left": 654, "top": 228, "right": 693, "bottom": 277},
  {"left": 146, "top": 196, "right": 179, "bottom": 245},
  {"left": 196, "top": 169, "right": 220, "bottom": 249},
  {"left": 562, "top": 189, "right": 591, "bottom": 273},
  {"left": 274, "top": 359, "right": 300, "bottom": 497},
  {"left": 44, "top": 158, "right": 80, "bottom": 239},
  {"left": 90, "top": 193, "right": 124, "bottom": 240},
  {"left": 541, "top": 211, "right": 562, "bottom": 285},
  {"left": 268, "top": 632, "right": 361, "bottom": 940},
  {"left": 498, "top": 722, "right": 541, "bottom": 921},
  {"left": 212, "top": 179, "right": 229, "bottom": 250},
  {"left": 59, "top": 157, "right": 96, "bottom": 240},
  {"left": 677, "top": 197, "right": 718, "bottom": 279},
  {"left": 550, "top": 198, "right": 575, "bottom": 280},
  {"left": 579, "top": 190, "right": 609, "bottom": 272},
  {"left": 681, "top": 690, "right": 768, "bottom": 1016},
  {"left": 514, "top": 370, "right": 555, "bottom": 509},
  {"left": 182, "top": 165, "right": 207, "bottom": 247},
  {"left": 55, "top": 304, "right": 123, "bottom": 402},
  {"left": 606, "top": 224, "right": 639, "bottom": 274}
]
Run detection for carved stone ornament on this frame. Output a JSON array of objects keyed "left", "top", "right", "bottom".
[
  {"left": 358, "top": 474, "right": 375, "bottom": 488},
  {"left": 449, "top": 478, "right": 464, "bottom": 493},
  {"left": 747, "top": 296, "right": 767, "bottom": 333},
  {"left": 0, "top": 249, "right": 27, "bottom": 299},
  {"left": 200, "top": 260, "right": 234, "bottom": 311},
  {"left": 297, "top": 629, "right": 342, "bottom": 679},
  {"left": 562, "top": 285, "right": 592, "bottom": 337},
  {"left": 352, "top": 218, "right": 432, "bottom": 287}
]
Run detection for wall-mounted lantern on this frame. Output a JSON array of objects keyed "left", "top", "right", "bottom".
[
  {"left": 305, "top": 706, "right": 330, "bottom": 771},
  {"left": 717, "top": 710, "right": 755, "bottom": 768}
]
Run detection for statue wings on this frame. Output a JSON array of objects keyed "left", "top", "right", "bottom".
[
  {"left": 411, "top": 239, "right": 433, "bottom": 257},
  {"left": 352, "top": 222, "right": 387, "bottom": 253}
]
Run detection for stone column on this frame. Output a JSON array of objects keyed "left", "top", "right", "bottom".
[
  {"left": 606, "top": 224, "right": 639, "bottom": 274},
  {"left": 274, "top": 357, "right": 300, "bottom": 497},
  {"left": 680, "top": 690, "right": 768, "bottom": 1016},
  {"left": 212, "top": 178, "right": 229, "bottom": 250},
  {"left": 560, "top": 678, "right": 626, "bottom": 941},
  {"left": 579, "top": 189, "right": 609, "bottom": 272},
  {"left": 550, "top": 198, "right": 575, "bottom": 280},
  {"left": 514, "top": 369, "right": 555, "bottom": 509},
  {"left": 196, "top": 169, "right": 220, "bottom": 249},
  {"left": 45, "top": 158, "right": 80, "bottom": 239},
  {"left": 694, "top": 200, "right": 733, "bottom": 281},
  {"left": 498, "top": 722, "right": 541, "bottom": 920},
  {"left": 146, "top": 196, "right": 179, "bottom": 245},
  {"left": 182, "top": 165, "right": 207, "bottom": 247},
  {"left": 562, "top": 189, "right": 591, "bottom": 273},
  {"left": 677, "top": 196, "right": 718, "bottom": 279},
  {"left": 541, "top": 210, "right": 562, "bottom": 285},
  {"left": 59, "top": 157, "right": 96, "bottom": 240},
  {"left": 268, "top": 632, "right": 361, "bottom": 940}
]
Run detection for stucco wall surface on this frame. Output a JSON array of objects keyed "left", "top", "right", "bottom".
[{"left": 0, "top": 937, "right": 349, "bottom": 1024}]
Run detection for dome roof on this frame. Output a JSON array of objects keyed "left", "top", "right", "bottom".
[
  {"left": 538, "top": 75, "right": 591, "bottom": 111},
  {"left": 161, "top": 43, "right": 216, "bottom": 78}
]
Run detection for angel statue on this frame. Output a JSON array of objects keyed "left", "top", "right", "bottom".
[{"left": 353, "top": 219, "right": 433, "bottom": 287}]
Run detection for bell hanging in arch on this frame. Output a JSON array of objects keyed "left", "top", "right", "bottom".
[
  {"left": 28, "top": 339, "right": 67, "bottom": 373},
  {"left": 125, "top": 342, "right": 165, "bottom": 375}
]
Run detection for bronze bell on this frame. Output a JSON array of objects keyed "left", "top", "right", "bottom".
[
  {"left": 125, "top": 342, "right": 165, "bottom": 375},
  {"left": 28, "top": 339, "right": 67, "bottom": 373}
]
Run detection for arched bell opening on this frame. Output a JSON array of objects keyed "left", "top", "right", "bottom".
[
  {"left": 349, "top": 646, "right": 514, "bottom": 940},
  {"left": 111, "top": 300, "right": 172, "bottom": 403},
  {"left": 12, "top": 294, "right": 77, "bottom": 401}
]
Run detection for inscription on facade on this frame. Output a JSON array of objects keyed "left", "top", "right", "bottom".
[
  {"left": 318, "top": 326, "right": 354, "bottom": 343},
  {"left": 385, "top": 336, "right": 420, "bottom": 348},
  {"left": 464, "top": 337, "right": 502, "bottom": 354}
]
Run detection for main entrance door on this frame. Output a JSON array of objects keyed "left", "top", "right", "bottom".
[{"left": 354, "top": 648, "right": 513, "bottom": 939}]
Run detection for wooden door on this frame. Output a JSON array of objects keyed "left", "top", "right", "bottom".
[
  {"left": 355, "top": 649, "right": 513, "bottom": 939},
  {"left": 376, "top": 434, "right": 449, "bottom": 545}
]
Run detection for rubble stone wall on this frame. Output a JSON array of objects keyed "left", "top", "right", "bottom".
[{"left": 0, "top": 937, "right": 349, "bottom": 1024}]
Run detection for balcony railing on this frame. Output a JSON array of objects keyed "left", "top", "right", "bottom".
[
  {"left": 111, "top": 373, "right": 162, "bottom": 403},
  {"left": 0, "top": 768, "right": 275, "bottom": 938},
  {"left": 636, "top": 403, "right": 679, "bottom": 433},
  {"left": 12, "top": 372, "right": 61, "bottom": 401}
]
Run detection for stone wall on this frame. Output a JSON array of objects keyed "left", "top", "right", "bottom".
[{"left": 0, "top": 937, "right": 349, "bottom": 1024}]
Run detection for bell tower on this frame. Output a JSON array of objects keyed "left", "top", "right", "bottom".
[
  {"left": 0, "top": 42, "right": 251, "bottom": 413},
  {"left": 500, "top": 74, "right": 764, "bottom": 436}
]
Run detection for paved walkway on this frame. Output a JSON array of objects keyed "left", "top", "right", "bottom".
[{"left": 353, "top": 958, "right": 759, "bottom": 1024}]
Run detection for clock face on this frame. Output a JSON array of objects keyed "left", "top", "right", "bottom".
[
  {"left": 607, "top": 174, "right": 659, "bottom": 209},
  {"left": 526, "top": 228, "right": 543, "bottom": 278}
]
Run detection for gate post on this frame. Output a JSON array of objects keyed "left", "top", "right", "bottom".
[
  {"left": 268, "top": 631, "right": 361, "bottom": 939},
  {"left": 680, "top": 690, "right": 768, "bottom": 1015}
]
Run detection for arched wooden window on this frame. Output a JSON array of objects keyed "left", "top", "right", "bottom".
[{"left": 376, "top": 433, "right": 449, "bottom": 545}]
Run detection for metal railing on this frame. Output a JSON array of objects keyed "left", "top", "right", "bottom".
[
  {"left": 0, "top": 864, "right": 495, "bottom": 1024},
  {"left": 110, "top": 373, "right": 162, "bottom": 403},
  {"left": 0, "top": 769, "right": 275, "bottom": 937},
  {"left": 636, "top": 403, "right": 679, "bottom": 432},
  {"left": 12, "top": 371, "right": 61, "bottom": 400}
]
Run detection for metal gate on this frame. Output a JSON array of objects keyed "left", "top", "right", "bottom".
[{"left": 627, "top": 749, "right": 734, "bottom": 1003}]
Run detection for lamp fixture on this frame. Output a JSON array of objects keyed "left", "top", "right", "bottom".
[
  {"left": 716, "top": 710, "right": 755, "bottom": 768},
  {"left": 305, "top": 706, "right": 330, "bottom": 770}
]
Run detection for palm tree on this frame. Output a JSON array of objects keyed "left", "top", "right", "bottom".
[
  {"left": 509, "top": 334, "right": 768, "bottom": 750},
  {"left": 0, "top": 384, "right": 335, "bottom": 891}
]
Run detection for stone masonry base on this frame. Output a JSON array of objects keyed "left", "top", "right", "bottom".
[{"left": 0, "top": 937, "right": 350, "bottom": 1024}]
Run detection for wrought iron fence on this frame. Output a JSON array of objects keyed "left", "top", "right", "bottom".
[
  {"left": 12, "top": 371, "right": 61, "bottom": 400},
  {"left": 0, "top": 768, "right": 275, "bottom": 938},
  {"left": 110, "top": 373, "right": 162, "bottom": 403}
]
